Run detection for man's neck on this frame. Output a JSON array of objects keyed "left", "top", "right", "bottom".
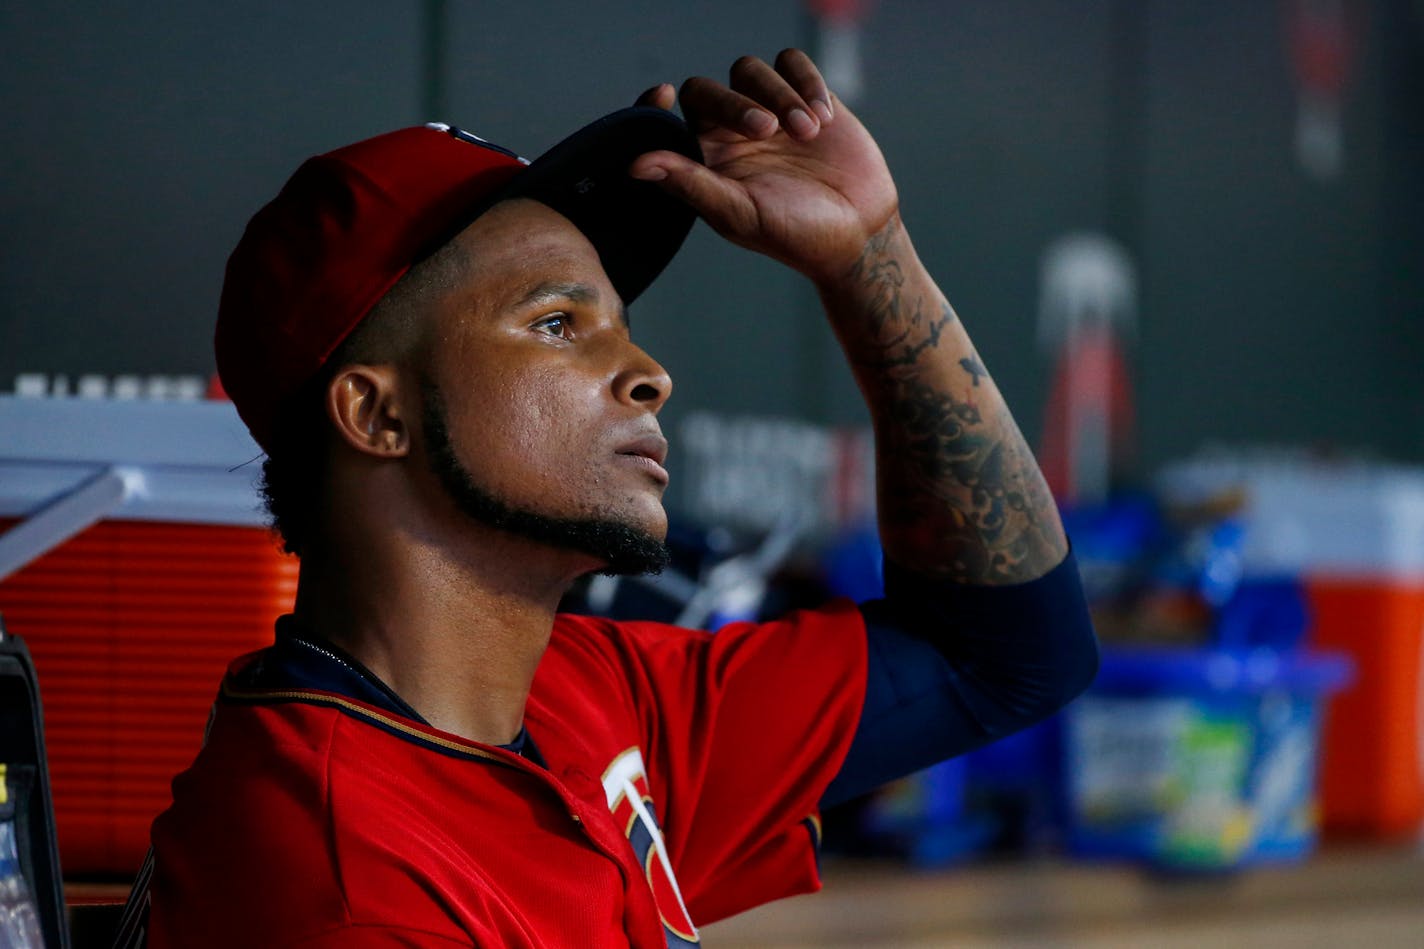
[{"left": 290, "top": 522, "right": 590, "bottom": 746}]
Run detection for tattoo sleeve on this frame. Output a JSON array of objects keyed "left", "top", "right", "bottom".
[{"left": 825, "top": 217, "right": 1067, "bottom": 584}]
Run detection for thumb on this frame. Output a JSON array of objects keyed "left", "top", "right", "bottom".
[{"left": 629, "top": 151, "right": 757, "bottom": 240}]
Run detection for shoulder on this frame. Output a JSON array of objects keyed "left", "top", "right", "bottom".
[
  {"left": 539, "top": 612, "right": 700, "bottom": 687},
  {"left": 545, "top": 601, "right": 866, "bottom": 665},
  {"left": 152, "top": 697, "right": 519, "bottom": 946},
  {"left": 534, "top": 602, "right": 866, "bottom": 716},
  {"left": 150, "top": 700, "right": 353, "bottom": 944}
]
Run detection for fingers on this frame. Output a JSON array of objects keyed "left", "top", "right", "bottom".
[
  {"left": 679, "top": 75, "right": 781, "bottom": 140},
  {"left": 678, "top": 48, "right": 834, "bottom": 142},
  {"left": 773, "top": 48, "right": 833, "bottom": 123},
  {"left": 729, "top": 56, "right": 819, "bottom": 140},
  {"left": 634, "top": 83, "right": 677, "bottom": 111}
]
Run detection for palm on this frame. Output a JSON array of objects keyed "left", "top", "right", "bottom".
[{"left": 692, "top": 98, "right": 898, "bottom": 282}]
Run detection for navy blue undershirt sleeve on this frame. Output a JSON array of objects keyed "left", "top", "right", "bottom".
[{"left": 820, "top": 548, "right": 1099, "bottom": 808}]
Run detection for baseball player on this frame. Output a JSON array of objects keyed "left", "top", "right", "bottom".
[{"left": 127, "top": 50, "right": 1097, "bottom": 947}]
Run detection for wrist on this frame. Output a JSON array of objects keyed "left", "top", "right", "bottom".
[{"left": 810, "top": 213, "right": 913, "bottom": 300}]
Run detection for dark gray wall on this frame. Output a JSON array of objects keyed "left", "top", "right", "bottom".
[
  {"left": 4, "top": 1, "right": 1422, "bottom": 496},
  {"left": 2, "top": 2, "right": 422, "bottom": 382},
  {"left": 1133, "top": 2, "right": 1423, "bottom": 467}
]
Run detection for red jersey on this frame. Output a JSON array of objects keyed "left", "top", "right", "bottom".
[{"left": 146, "top": 602, "right": 867, "bottom": 947}]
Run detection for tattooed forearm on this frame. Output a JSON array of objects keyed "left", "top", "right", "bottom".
[
  {"left": 851, "top": 303, "right": 953, "bottom": 371},
  {"left": 844, "top": 224, "right": 908, "bottom": 338},
  {"left": 875, "top": 376, "right": 1063, "bottom": 583},
  {"left": 826, "top": 217, "right": 1067, "bottom": 584},
  {"left": 844, "top": 228, "right": 956, "bottom": 371},
  {"left": 958, "top": 355, "right": 986, "bottom": 386}
]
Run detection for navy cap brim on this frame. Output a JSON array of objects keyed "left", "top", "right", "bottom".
[{"left": 492, "top": 107, "right": 703, "bottom": 305}]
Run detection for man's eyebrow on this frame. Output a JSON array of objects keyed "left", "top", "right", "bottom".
[{"left": 517, "top": 281, "right": 629, "bottom": 327}]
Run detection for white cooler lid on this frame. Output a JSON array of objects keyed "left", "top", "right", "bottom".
[
  {"left": 0, "top": 394, "right": 267, "bottom": 527},
  {"left": 1159, "top": 455, "right": 1424, "bottom": 581}
]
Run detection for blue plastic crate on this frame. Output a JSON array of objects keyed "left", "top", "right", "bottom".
[{"left": 1062, "top": 647, "right": 1351, "bottom": 870}]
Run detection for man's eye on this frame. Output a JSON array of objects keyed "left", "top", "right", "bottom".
[{"left": 535, "top": 314, "right": 571, "bottom": 338}]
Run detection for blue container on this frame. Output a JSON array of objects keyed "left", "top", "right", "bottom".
[{"left": 1062, "top": 647, "right": 1352, "bottom": 870}]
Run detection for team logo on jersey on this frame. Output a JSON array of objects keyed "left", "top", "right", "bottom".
[{"left": 602, "top": 748, "right": 698, "bottom": 947}]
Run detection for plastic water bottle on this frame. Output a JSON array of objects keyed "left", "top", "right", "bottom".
[{"left": 0, "top": 820, "right": 43, "bottom": 949}]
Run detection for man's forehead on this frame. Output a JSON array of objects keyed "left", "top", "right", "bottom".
[
  {"left": 449, "top": 199, "right": 626, "bottom": 309},
  {"left": 461, "top": 196, "right": 584, "bottom": 243}
]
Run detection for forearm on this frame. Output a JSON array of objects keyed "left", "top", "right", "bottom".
[{"left": 818, "top": 215, "right": 1067, "bottom": 584}]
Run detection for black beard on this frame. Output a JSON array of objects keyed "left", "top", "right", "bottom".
[{"left": 421, "top": 379, "right": 670, "bottom": 577}]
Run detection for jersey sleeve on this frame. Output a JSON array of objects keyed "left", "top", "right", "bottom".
[{"left": 587, "top": 601, "right": 868, "bottom": 926}]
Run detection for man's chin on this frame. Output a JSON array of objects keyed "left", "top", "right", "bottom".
[
  {"left": 560, "top": 516, "right": 671, "bottom": 577},
  {"left": 457, "top": 494, "right": 671, "bottom": 576},
  {"left": 443, "top": 476, "right": 671, "bottom": 576}
]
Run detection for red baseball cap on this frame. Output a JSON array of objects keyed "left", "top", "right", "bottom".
[{"left": 215, "top": 107, "right": 702, "bottom": 454}]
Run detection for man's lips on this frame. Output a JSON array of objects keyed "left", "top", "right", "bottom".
[
  {"left": 615, "top": 434, "right": 670, "bottom": 485},
  {"left": 615, "top": 434, "right": 668, "bottom": 467}
]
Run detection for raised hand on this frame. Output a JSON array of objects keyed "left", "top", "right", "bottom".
[{"left": 629, "top": 49, "right": 899, "bottom": 286}]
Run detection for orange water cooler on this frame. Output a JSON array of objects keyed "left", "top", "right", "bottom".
[
  {"left": 0, "top": 396, "right": 295, "bottom": 873},
  {"left": 1292, "top": 473, "right": 1424, "bottom": 840},
  {"left": 1307, "top": 574, "right": 1424, "bottom": 838}
]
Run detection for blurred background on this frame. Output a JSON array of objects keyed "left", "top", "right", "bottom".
[
  {"left": 1, "top": 1, "right": 1422, "bottom": 947},
  {"left": 3, "top": 0, "right": 1421, "bottom": 466}
]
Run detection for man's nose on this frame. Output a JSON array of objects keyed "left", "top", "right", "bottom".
[{"left": 612, "top": 343, "right": 672, "bottom": 414}]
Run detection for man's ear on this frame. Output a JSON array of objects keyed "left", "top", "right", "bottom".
[{"left": 325, "top": 364, "right": 411, "bottom": 458}]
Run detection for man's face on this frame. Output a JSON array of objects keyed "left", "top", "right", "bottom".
[{"left": 411, "top": 198, "right": 674, "bottom": 574}]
